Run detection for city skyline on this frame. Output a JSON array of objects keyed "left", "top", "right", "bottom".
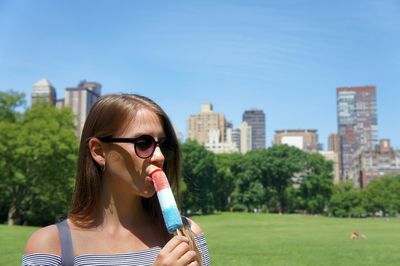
[{"left": 1, "top": 1, "right": 399, "bottom": 149}]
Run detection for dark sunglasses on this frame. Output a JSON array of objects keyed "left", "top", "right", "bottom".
[{"left": 98, "top": 135, "right": 176, "bottom": 160}]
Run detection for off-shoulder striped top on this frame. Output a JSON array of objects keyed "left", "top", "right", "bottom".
[{"left": 22, "top": 232, "right": 210, "bottom": 265}]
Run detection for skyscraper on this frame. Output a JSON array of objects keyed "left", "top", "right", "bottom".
[
  {"left": 336, "top": 86, "right": 377, "bottom": 181},
  {"left": 31, "top": 78, "right": 57, "bottom": 105},
  {"left": 240, "top": 121, "right": 252, "bottom": 154},
  {"left": 64, "top": 80, "right": 102, "bottom": 139},
  {"left": 187, "top": 103, "right": 227, "bottom": 144},
  {"left": 242, "top": 109, "right": 265, "bottom": 150}
]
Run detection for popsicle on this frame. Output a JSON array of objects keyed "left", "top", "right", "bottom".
[{"left": 149, "top": 168, "right": 183, "bottom": 234}]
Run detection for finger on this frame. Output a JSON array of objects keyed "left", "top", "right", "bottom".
[
  {"left": 171, "top": 241, "right": 191, "bottom": 260},
  {"left": 188, "top": 261, "right": 199, "bottom": 266},
  {"left": 162, "top": 236, "right": 189, "bottom": 254},
  {"left": 178, "top": 250, "right": 197, "bottom": 265}
]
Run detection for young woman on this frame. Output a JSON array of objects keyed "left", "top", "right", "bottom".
[{"left": 23, "top": 94, "right": 210, "bottom": 266}]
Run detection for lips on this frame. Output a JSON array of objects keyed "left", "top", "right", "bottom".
[{"left": 145, "top": 164, "right": 162, "bottom": 188}]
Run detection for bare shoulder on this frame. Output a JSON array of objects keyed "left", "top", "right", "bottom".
[
  {"left": 186, "top": 217, "right": 203, "bottom": 236},
  {"left": 24, "top": 224, "right": 61, "bottom": 255}
]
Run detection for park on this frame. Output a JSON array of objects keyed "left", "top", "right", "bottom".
[
  {"left": 1, "top": 91, "right": 400, "bottom": 265},
  {"left": 2, "top": 2, "right": 400, "bottom": 265}
]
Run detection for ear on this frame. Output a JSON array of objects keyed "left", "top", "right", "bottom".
[{"left": 88, "top": 137, "right": 106, "bottom": 167}]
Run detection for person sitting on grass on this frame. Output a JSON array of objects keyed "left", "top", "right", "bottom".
[{"left": 350, "top": 231, "right": 367, "bottom": 240}]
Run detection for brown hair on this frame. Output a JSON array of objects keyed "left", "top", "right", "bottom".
[{"left": 68, "top": 94, "right": 201, "bottom": 264}]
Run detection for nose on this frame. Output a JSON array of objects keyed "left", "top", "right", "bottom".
[{"left": 150, "top": 145, "right": 165, "bottom": 165}]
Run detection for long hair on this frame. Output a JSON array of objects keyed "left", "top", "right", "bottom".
[{"left": 68, "top": 94, "right": 201, "bottom": 264}]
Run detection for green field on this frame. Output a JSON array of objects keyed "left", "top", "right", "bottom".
[
  {"left": 194, "top": 213, "right": 400, "bottom": 266},
  {"left": 1, "top": 213, "right": 399, "bottom": 265},
  {"left": 0, "top": 223, "right": 38, "bottom": 265}
]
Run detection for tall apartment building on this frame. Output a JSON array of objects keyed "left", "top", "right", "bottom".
[
  {"left": 240, "top": 121, "right": 252, "bottom": 154},
  {"left": 242, "top": 109, "right": 265, "bottom": 150},
  {"left": 273, "top": 129, "right": 320, "bottom": 152},
  {"left": 31, "top": 79, "right": 57, "bottom": 105},
  {"left": 231, "top": 128, "right": 241, "bottom": 151},
  {"left": 64, "top": 80, "right": 102, "bottom": 139},
  {"left": 328, "top": 133, "right": 340, "bottom": 153},
  {"left": 353, "top": 139, "right": 400, "bottom": 188},
  {"left": 324, "top": 133, "right": 341, "bottom": 184},
  {"left": 187, "top": 103, "right": 227, "bottom": 145},
  {"left": 337, "top": 86, "right": 378, "bottom": 181}
]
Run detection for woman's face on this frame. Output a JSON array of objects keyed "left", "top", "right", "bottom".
[{"left": 102, "top": 108, "right": 165, "bottom": 198}]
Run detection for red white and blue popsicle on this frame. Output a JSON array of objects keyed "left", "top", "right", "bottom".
[{"left": 149, "top": 168, "right": 183, "bottom": 234}]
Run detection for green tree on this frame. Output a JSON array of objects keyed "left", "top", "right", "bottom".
[
  {"left": 0, "top": 90, "right": 26, "bottom": 223},
  {"left": 295, "top": 153, "right": 334, "bottom": 214},
  {"left": 213, "top": 153, "right": 237, "bottom": 211},
  {"left": 230, "top": 149, "right": 266, "bottom": 212},
  {"left": 231, "top": 176, "right": 265, "bottom": 212},
  {"left": 363, "top": 175, "right": 400, "bottom": 216},
  {"left": 0, "top": 91, "right": 78, "bottom": 225},
  {"left": 328, "top": 181, "right": 365, "bottom": 217},
  {"left": 229, "top": 145, "right": 309, "bottom": 213},
  {"left": 0, "top": 90, "right": 25, "bottom": 122},
  {"left": 259, "top": 145, "right": 307, "bottom": 213},
  {"left": 181, "top": 140, "right": 215, "bottom": 214}
]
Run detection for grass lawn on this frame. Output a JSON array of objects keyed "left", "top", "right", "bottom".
[
  {"left": 0, "top": 224, "right": 38, "bottom": 265},
  {"left": 1, "top": 213, "right": 399, "bottom": 265},
  {"left": 193, "top": 213, "right": 400, "bottom": 266}
]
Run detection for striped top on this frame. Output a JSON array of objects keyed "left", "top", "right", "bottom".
[{"left": 22, "top": 233, "right": 210, "bottom": 266}]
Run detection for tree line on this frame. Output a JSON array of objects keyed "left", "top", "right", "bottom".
[
  {"left": 182, "top": 140, "right": 400, "bottom": 218},
  {"left": 1, "top": 90, "right": 399, "bottom": 226}
]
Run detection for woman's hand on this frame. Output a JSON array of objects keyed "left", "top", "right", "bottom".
[{"left": 153, "top": 235, "right": 198, "bottom": 266}]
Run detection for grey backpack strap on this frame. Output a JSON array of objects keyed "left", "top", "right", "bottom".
[{"left": 56, "top": 219, "right": 74, "bottom": 266}]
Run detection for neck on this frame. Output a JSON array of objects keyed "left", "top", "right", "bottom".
[{"left": 100, "top": 178, "right": 150, "bottom": 232}]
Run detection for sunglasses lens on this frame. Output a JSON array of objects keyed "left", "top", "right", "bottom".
[{"left": 135, "top": 135, "right": 155, "bottom": 158}]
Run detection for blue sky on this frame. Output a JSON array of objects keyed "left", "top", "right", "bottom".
[{"left": 1, "top": 0, "right": 399, "bottom": 149}]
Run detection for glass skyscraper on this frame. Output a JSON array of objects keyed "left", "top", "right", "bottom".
[{"left": 337, "top": 86, "right": 377, "bottom": 181}]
